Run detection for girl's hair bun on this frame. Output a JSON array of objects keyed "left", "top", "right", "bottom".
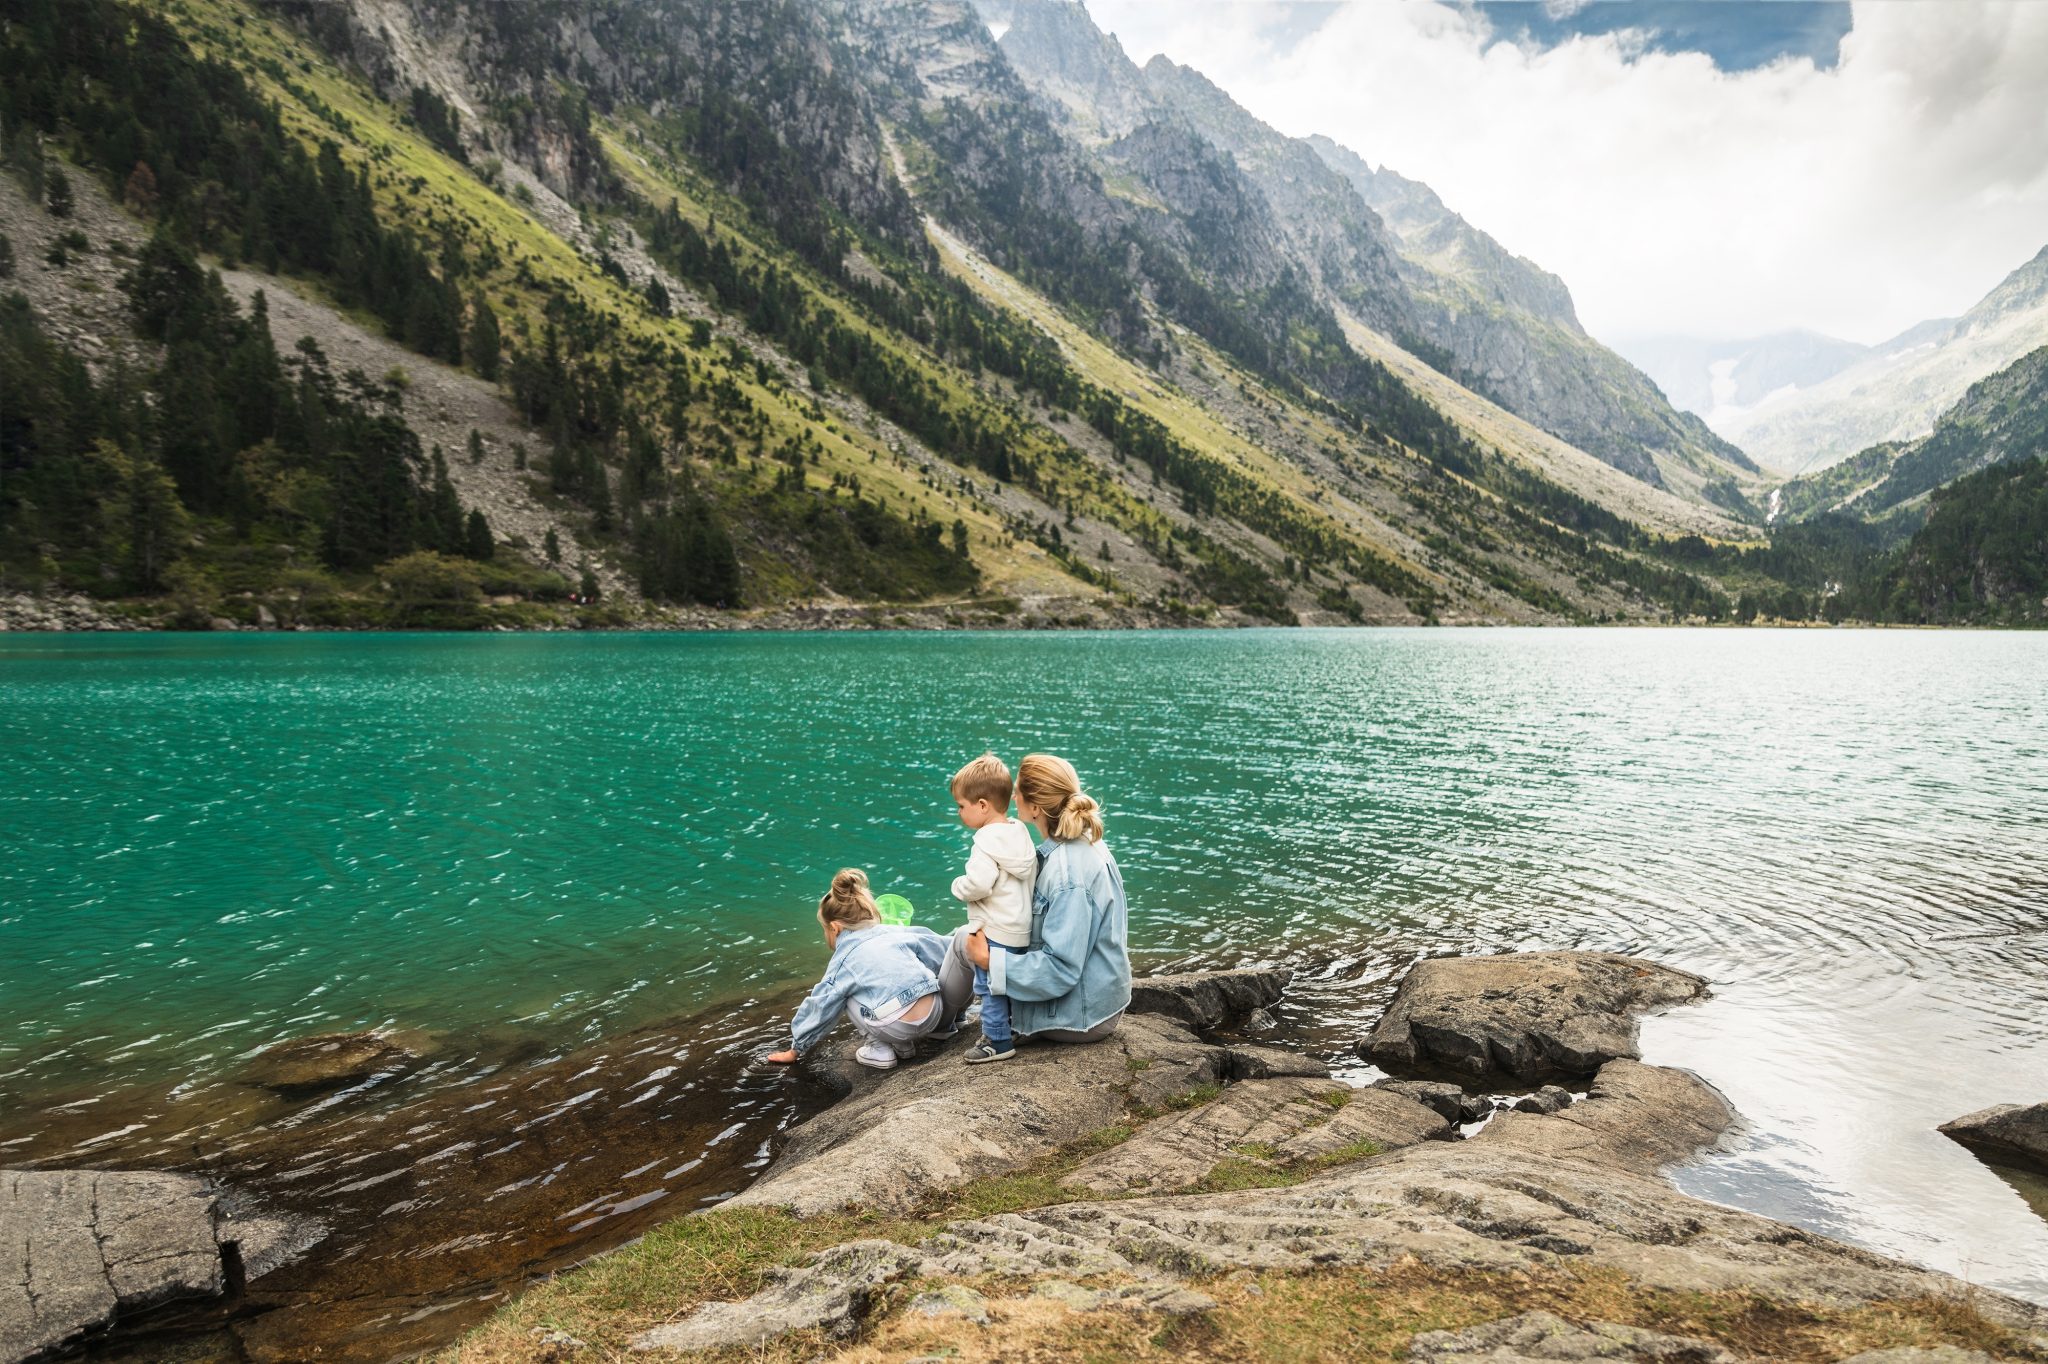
[{"left": 832, "top": 868, "right": 868, "bottom": 896}]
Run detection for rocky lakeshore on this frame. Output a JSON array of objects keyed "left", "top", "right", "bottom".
[{"left": 429, "top": 953, "right": 2047, "bottom": 1364}]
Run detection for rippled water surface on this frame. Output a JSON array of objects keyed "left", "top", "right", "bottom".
[{"left": 4, "top": 629, "right": 2046, "bottom": 1330}]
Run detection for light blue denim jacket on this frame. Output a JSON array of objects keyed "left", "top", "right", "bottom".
[
  {"left": 988, "top": 837, "right": 1132, "bottom": 1037},
  {"left": 787, "top": 923, "right": 947, "bottom": 1055}
]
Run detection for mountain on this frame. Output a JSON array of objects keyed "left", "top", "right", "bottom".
[
  {"left": 38, "top": 0, "right": 2045, "bottom": 637},
  {"left": 1716, "top": 245, "right": 2048, "bottom": 476},
  {"left": 970, "top": 0, "right": 1756, "bottom": 500},
  {"left": 1300, "top": 135, "right": 1757, "bottom": 495},
  {"left": 1618, "top": 330, "right": 1871, "bottom": 430},
  {"left": 1777, "top": 345, "right": 2048, "bottom": 526}
]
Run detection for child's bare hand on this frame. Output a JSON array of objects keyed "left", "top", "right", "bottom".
[{"left": 764, "top": 1049, "right": 799, "bottom": 1064}]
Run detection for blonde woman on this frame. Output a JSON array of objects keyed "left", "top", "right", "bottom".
[{"left": 946, "top": 754, "right": 1132, "bottom": 1048}]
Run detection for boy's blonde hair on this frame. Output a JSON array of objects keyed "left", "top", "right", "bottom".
[
  {"left": 1017, "top": 753, "right": 1103, "bottom": 843},
  {"left": 950, "top": 751, "right": 1014, "bottom": 810},
  {"left": 817, "top": 868, "right": 880, "bottom": 931}
]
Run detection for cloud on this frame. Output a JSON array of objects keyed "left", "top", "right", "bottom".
[{"left": 1084, "top": 1, "right": 2048, "bottom": 345}]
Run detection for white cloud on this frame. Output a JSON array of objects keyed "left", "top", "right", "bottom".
[{"left": 1085, "top": 1, "right": 2048, "bottom": 346}]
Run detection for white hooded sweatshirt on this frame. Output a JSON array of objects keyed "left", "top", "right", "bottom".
[{"left": 951, "top": 819, "right": 1039, "bottom": 949}]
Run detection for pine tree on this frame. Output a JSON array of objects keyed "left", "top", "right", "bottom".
[
  {"left": 467, "top": 428, "right": 485, "bottom": 464},
  {"left": 467, "top": 292, "right": 501, "bottom": 380},
  {"left": 44, "top": 165, "right": 71, "bottom": 218},
  {"left": 464, "top": 508, "right": 493, "bottom": 561},
  {"left": 543, "top": 527, "right": 561, "bottom": 564}
]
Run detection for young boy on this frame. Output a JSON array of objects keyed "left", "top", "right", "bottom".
[{"left": 949, "top": 752, "right": 1037, "bottom": 1064}]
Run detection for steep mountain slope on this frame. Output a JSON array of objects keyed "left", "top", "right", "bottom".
[
  {"left": 0, "top": 0, "right": 1840, "bottom": 635},
  {"left": 1777, "top": 345, "right": 2048, "bottom": 525},
  {"left": 1721, "top": 245, "right": 2048, "bottom": 475},
  {"left": 1302, "top": 133, "right": 1757, "bottom": 494},
  {"left": 954, "top": 0, "right": 1755, "bottom": 505},
  {"left": 1619, "top": 330, "right": 1871, "bottom": 428}
]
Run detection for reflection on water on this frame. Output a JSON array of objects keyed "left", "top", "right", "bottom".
[{"left": 4, "top": 627, "right": 2046, "bottom": 1350}]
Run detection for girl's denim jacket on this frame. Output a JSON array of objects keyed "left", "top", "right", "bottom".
[{"left": 787, "top": 922, "right": 947, "bottom": 1055}]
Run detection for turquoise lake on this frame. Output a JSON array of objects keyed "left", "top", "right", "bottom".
[{"left": 4, "top": 628, "right": 2046, "bottom": 1309}]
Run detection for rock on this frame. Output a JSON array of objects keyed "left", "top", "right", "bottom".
[
  {"left": 666, "top": 1076, "right": 2041, "bottom": 1354},
  {"left": 1222, "top": 1042, "right": 1331, "bottom": 1081},
  {"left": 1475, "top": 1060, "right": 1733, "bottom": 1175},
  {"left": 1409, "top": 1311, "right": 1734, "bottom": 1364},
  {"left": 1362, "top": 952, "right": 1709, "bottom": 1083},
  {"left": 626, "top": 1240, "right": 923, "bottom": 1352},
  {"left": 1515, "top": 1085, "right": 1576, "bottom": 1116},
  {"left": 1071, "top": 1078, "right": 1444, "bottom": 1195},
  {"left": 1272, "top": 1087, "right": 1454, "bottom": 1162},
  {"left": 1, "top": 1170, "right": 226, "bottom": 1364},
  {"left": 1838, "top": 1351, "right": 2000, "bottom": 1364},
  {"left": 732, "top": 970, "right": 1325, "bottom": 1217},
  {"left": 1028, "top": 1279, "right": 1215, "bottom": 1315},
  {"left": 1128, "top": 967, "right": 1292, "bottom": 1032},
  {"left": 1938, "top": 1102, "right": 2048, "bottom": 1176},
  {"left": 239, "top": 1031, "right": 419, "bottom": 1097},
  {"left": 1461, "top": 1093, "right": 1499, "bottom": 1124},
  {"left": 1376, "top": 1079, "right": 1469, "bottom": 1124},
  {"left": 906, "top": 1283, "right": 989, "bottom": 1323}
]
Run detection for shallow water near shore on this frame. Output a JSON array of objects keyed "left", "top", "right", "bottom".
[{"left": 4, "top": 628, "right": 2046, "bottom": 1354}]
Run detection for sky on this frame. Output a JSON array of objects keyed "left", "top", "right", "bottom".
[{"left": 1083, "top": 0, "right": 2048, "bottom": 347}]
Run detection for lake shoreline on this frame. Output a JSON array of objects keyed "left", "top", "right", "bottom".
[
  {"left": 436, "top": 954, "right": 2048, "bottom": 1363},
  {"left": 3, "top": 589, "right": 2010, "bottom": 633}
]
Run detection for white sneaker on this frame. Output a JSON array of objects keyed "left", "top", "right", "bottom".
[{"left": 855, "top": 1041, "right": 899, "bottom": 1070}]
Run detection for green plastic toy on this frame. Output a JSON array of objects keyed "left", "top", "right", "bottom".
[{"left": 874, "top": 893, "right": 915, "bottom": 926}]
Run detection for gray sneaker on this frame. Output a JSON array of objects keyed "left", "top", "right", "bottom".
[{"left": 962, "top": 1038, "right": 1016, "bottom": 1065}]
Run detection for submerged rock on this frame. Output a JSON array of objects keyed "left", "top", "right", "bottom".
[
  {"left": 1410, "top": 1311, "right": 1734, "bottom": 1364},
  {"left": 239, "top": 1031, "right": 421, "bottom": 1097},
  {"left": 1939, "top": 1102, "right": 2048, "bottom": 1176},
  {"left": 1362, "top": 951, "right": 1709, "bottom": 1083},
  {"left": 1, "top": 1170, "right": 223, "bottom": 1364}
]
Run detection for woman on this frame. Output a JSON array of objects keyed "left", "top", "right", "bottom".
[{"left": 939, "top": 753, "right": 1131, "bottom": 1046}]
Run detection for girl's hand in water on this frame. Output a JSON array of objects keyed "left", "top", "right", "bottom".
[{"left": 765, "top": 1049, "right": 799, "bottom": 1064}]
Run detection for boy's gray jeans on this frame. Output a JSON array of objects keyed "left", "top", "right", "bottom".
[{"left": 933, "top": 926, "right": 1122, "bottom": 1045}]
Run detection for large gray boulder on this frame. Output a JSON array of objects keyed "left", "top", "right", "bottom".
[
  {"left": 1127, "top": 966, "right": 1291, "bottom": 1031},
  {"left": 1939, "top": 1102, "right": 2048, "bottom": 1175},
  {"left": 1362, "top": 952, "right": 1709, "bottom": 1083},
  {"left": 1, "top": 1171, "right": 225, "bottom": 1364}
]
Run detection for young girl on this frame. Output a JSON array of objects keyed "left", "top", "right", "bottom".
[{"left": 765, "top": 868, "right": 953, "bottom": 1071}]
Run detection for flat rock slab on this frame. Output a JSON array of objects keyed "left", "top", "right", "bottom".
[
  {"left": 1069, "top": 1079, "right": 1448, "bottom": 1195},
  {"left": 1363, "top": 952, "right": 1709, "bottom": 1084},
  {"left": 1410, "top": 1311, "right": 1733, "bottom": 1364},
  {"left": 1, "top": 1170, "right": 225, "bottom": 1364},
  {"left": 1939, "top": 1102, "right": 2048, "bottom": 1176},
  {"left": 1128, "top": 967, "right": 1291, "bottom": 1031},
  {"left": 645, "top": 1064, "right": 2043, "bottom": 1356},
  {"left": 733, "top": 970, "right": 1331, "bottom": 1217}
]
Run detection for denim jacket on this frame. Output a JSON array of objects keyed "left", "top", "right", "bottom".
[
  {"left": 987, "top": 837, "right": 1132, "bottom": 1037},
  {"left": 787, "top": 922, "right": 947, "bottom": 1055}
]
